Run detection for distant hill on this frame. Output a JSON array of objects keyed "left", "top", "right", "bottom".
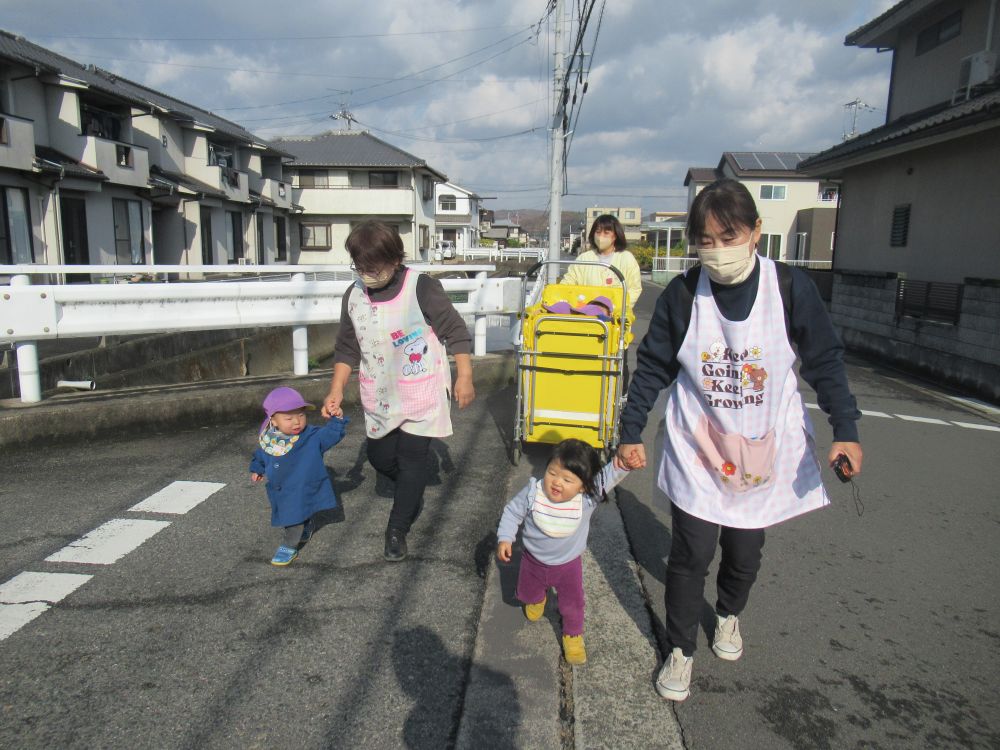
[{"left": 491, "top": 209, "right": 586, "bottom": 235}]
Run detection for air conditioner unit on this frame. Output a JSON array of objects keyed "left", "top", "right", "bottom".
[{"left": 958, "top": 51, "right": 997, "bottom": 89}]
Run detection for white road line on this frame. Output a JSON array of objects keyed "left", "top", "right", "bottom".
[
  {"left": 952, "top": 421, "right": 1000, "bottom": 432},
  {"left": 129, "top": 480, "right": 226, "bottom": 515},
  {"left": 0, "top": 571, "right": 93, "bottom": 604},
  {"left": 861, "top": 409, "right": 893, "bottom": 418},
  {"left": 45, "top": 518, "right": 171, "bottom": 565},
  {"left": 0, "top": 602, "right": 49, "bottom": 641},
  {"left": 894, "top": 414, "right": 950, "bottom": 425}
]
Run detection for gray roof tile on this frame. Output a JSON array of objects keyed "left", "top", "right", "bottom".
[{"left": 274, "top": 130, "right": 446, "bottom": 179}]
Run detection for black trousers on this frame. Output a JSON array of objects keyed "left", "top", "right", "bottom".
[
  {"left": 665, "top": 503, "right": 765, "bottom": 656},
  {"left": 366, "top": 428, "right": 432, "bottom": 534}
]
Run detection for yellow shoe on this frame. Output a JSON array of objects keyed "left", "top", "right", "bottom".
[
  {"left": 562, "top": 635, "right": 587, "bottom": 665},
  {"left": 524, "top": 595, "right": 546, "bottom": 621}
]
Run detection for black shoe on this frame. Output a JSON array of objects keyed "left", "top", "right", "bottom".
[{"left": 384, "top": 528, "right": 408, "bottom": 561}]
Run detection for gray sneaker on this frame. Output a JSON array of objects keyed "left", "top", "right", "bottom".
[
  {"left": 712, "top": 614, "right": 743, "bottom": 661},
  {"left": 656, "top": 647, "right": 692, "bottom": 702}
]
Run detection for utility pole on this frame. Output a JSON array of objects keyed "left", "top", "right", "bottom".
[{"left": 547, "top": 0, "right": 567, "bottom": 285}]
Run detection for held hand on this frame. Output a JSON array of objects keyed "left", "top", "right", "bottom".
[
  {"left": 250, "top": 472, "right": 263, "bottom": 483},
  {"left": 828, "top": 441, "right": 863, "bottom": 477},
  {"left": 321, "top": 389, "right": 343, "bottom": 419},
  {"left": 496, "top": 541, "right": 512, "bottom": 563},
  {"left": 615, "top": 443, "right": 646, "bottom": 470},
  {"left": 453, "top": 375, "right": 476, "bottom": 409}
]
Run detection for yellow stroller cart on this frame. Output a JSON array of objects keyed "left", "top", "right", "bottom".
[{"left": 512, "top": 260, "right": 633, "bottom": 464}]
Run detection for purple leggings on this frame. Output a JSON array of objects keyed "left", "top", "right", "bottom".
[{"left": 516, "top": 550, "right": 585, "bottom": 636}]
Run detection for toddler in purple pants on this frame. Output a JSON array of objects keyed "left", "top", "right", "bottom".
[{"left": 496, "top": 439, "right": 632, "bottom": 665}]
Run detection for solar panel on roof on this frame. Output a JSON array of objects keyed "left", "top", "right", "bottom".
[
  {"left": 731, "top": 153, "right": 754, "bottom": 170},
  {"left": 756, "top": 153, "right": 785, "bottom": 170}
]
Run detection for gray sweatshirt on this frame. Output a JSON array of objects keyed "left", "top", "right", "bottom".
[{"left": 497, "top": 462, "right": 631, "bottom": 566}]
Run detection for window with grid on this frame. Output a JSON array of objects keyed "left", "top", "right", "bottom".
[
  {"left": 301, "top": 223, "right": 331, "bottom": 250},
  {"left": 916, "top": 10, "right": 961, "bottom": 55},
  {"left": 759, "top": 185, "right": 786, "bottom": 200},
  {"left": 112, "top": 198, "right": 144, "bottom": 264},
  {"left": 439, "top": 194, "right": 457, "bottom": 211},
  {"left": 297, "top": 170, "right": 328, "bottom": 188},
  {"left": 369, "top": 171, "right": 398, "bottom": 188},
  {"left": 760, "top": 233, "right": 782, "bottom": 260},
  {"left": 890, "top": 205, "right": 911, "bottom": 247}
]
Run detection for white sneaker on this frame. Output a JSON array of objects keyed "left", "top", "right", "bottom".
[
  {"left": 712, "top": 614, "right": 743, "bottom": 661},
  {"left": 656, "top": 647, "right": 692, "bottom": 702}
]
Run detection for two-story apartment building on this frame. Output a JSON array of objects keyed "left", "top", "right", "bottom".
[
  {"left": 584, "top": 206, "right": 642, "bottom": 244},
  {"left": 684, "top": 153, "right": 840, "bottom": 262},
  {"left": 273, "top": 131, "right": 446, "bottom": 263},
  {"left": 434, "top": 181, "right": 485, "bottom": 255},
  {"left": 798, "top": 0, "right": 1000, "bottom": 400},
  {"left": 0, "top": 30, "right": 296, "bottom": 275}
]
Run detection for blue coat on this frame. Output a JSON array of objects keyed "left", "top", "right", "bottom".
[{"left": 249, "top": 417, "right": 348, "bottom": 527}]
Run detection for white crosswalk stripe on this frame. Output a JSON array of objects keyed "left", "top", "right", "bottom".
[
  {"left": 0, "top": 572, "right": 94, "bottom": 642},
  {"left": 45, "top": 518, "right": 172, "bottom": 565},
  {"left": 129, "top": 480, "right": 225, "bottom": 514}
]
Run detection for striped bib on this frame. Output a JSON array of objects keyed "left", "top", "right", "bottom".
[{"left": 530, "top": 485, "right": 584, "bottom": 538}]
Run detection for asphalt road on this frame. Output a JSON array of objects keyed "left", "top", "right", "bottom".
[
  {"left": 0, "top": 391, "right": 514, "bottom": 749},
  {"left": 617, "top": 282, "right": 1000, "bottom": 749},
  {"left": 1, "top": 279, "right": 998, "bottom": 749}
]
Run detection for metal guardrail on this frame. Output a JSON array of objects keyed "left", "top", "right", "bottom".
[
  {"left": 650, "top": 256, "right": 833, "bottom": 272},
  {"left": 0, "top": 264, "right": 520, "bottom": 404}
]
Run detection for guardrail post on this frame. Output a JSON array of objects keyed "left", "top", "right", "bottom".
[
  {"left": 292, "top": 272, "right": 309, "bottom": 375},
  {"left": 474, "top": 271, "right": 488, "bottom": 357},
  {"left": 11, "top": 275, "right": 42, "bottom": 404}
]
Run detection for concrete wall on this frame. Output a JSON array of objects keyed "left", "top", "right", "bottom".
[
  {"left": 0, "top": 325, "right": 340, "bottom": 400},
  {"left": 888, "top": 0, "right": 998, "bottom": 120},
  {"left": 834, "top": 130, "right": 1000, "bottom": 283},
  {"left": 832, "top": 270, "right": 1000, "bottom": 402}
]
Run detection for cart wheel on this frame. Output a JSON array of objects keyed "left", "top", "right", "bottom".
[{"left": 511, "top": 443, "right": 522, "bottom": 466}]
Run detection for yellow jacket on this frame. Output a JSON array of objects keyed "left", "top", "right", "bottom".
[{"left": 561, "top": 249, "right": 642, "bottom": 312}]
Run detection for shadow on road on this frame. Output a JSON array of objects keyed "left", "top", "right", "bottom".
[{"left": 394, "top": 625, "right": 521, "bottom": 748}]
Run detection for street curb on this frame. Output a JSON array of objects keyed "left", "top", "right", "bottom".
[{"left": 0, "top": 353, "right": 515, "bottom": 450}]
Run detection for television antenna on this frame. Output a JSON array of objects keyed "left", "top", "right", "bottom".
[{"left": 843, "top": 98, "right": 878, "bottom": 141}]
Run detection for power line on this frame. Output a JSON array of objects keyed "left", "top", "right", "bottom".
[
  {"left": 353, "top": 119, "right": 545, "bottom": 143},
  {"left": 26, "top": 25, "right": 525, "bottom": 42}
]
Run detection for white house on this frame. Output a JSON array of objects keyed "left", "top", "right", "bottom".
[
  {"left": 273, "top": 131, "right": 446, "bottom": 264},
  {"left": 684, "top": 153, "right": 841, "bottom": 263},
  {"left": 433, "top": 181, "right": 485, "bottom": 255}
]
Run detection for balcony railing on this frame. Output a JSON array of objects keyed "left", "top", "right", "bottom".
[
  {"left": 293, "top": 186, "right": 415, "bottom": 215},
  {"left": 81, "top": 135, "right": 150, "bottom": 187}
]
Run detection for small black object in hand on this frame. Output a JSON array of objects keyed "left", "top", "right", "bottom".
[{"left": 832, "top": 455, "right": 852, "bottom": 483}]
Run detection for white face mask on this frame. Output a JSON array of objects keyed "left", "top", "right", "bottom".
[
  {"left": 594, "top": 235, "right": 615, "bottom": 252},
  {"left": 697, "top": 240, "right": 756, "bottom": 285}
]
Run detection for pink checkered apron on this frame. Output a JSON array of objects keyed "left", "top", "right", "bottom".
[
  {"left": 658, "top": 256, "right": 828, "bottom": 528},
  {"left": 348, "top": 268, "right": 453, "bottom": 439}
]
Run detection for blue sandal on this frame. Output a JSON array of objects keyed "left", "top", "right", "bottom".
[{"left": 271, "top": 545, "right": 299, "bottom": 566}]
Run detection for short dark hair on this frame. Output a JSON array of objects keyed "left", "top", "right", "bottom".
[
  {"left": 548, "top": 439, "right": 606, "bottom": 501},
  {"left": 588, "top": 214, "right": 627, "bottom": 252},
  {"left": 686, "top": 179, "right": 760, "bottom": 241},
  {"left": 345, "top": 220, "right": 405, "bottom": 273}
]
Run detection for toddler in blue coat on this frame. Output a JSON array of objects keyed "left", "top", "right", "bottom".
[{"left": 250, "top": 386, "right": 348, "bottom": 566}]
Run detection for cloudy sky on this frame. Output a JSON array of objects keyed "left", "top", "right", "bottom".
[{"left": 6, "top": 0, "right": 897, "bottom": 212}]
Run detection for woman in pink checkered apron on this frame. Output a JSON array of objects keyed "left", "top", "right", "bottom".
[
  {"left": 322, "top": 221, "right": 476, "bottom": 562},
  {"left": 616, "top": 179, "right": 864, "bottom": 702}
]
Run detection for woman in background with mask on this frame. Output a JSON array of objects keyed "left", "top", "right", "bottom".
[
  {"left": 614, "top": 179, "right": 863, "bottom": 702},
  {"left": 323, "top": 220, "right": 475, "bottom": 562},
  {"left": 562, "top": 213, "right": 643, "bottom": 314}
]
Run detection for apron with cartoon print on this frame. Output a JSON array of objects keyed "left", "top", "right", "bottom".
[
  {"left": 658, "top": 256, "right": 828, "bottom": 528},
  {"left": 348, "top": 268, "right": 453, "bottom": 439}
]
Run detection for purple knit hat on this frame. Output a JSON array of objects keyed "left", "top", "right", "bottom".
[{"left": 259, "top": 386, "right": 314, "bottom": 434}]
